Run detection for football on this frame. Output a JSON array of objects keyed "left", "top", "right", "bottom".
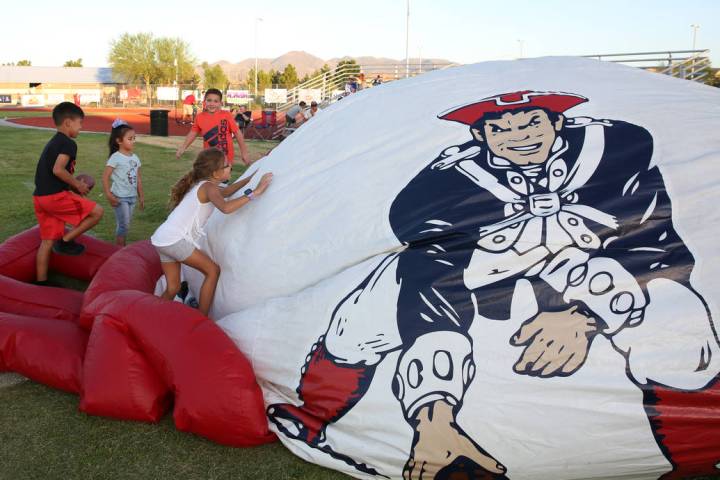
[{"left": 75, "top": 173, "right": 95, "bottom": 192}]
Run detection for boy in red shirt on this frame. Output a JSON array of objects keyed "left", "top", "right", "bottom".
[
  {"left": 176, "top": 88, "right": 250, "bottom": 165},
  {"left": 32, "top": 102, "right": 104, "bottom": 284}
]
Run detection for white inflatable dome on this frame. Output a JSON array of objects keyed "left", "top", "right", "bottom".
[{"left": 190, "top": 57, "right": 720, "bottom": 480}]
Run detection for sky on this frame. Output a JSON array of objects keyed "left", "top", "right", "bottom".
[{"left": 2, "top": 0, "right": 718, "bottom": 67}]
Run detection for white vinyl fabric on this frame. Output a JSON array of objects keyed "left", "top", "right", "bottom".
[{"left": 184, "top": 57, "right": 720, "bottom": 480}]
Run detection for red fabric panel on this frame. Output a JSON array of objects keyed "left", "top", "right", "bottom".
[
  {"left": 0, "top": 312, "right": 87, "bottom": 392},
  {"left": 50, "top": 235, "right": 119, "bottom": 282},
  {"left": 80, "top": 241, "right": 162, "bottom": 329},
  {"left": 0, "top": 228, "right": 40, "bottom": 282},
  {"left": 647, "top": 377, "right": 720, "bottom": 479},
  {"left": 81, "top": 290, "right": 275, "bottom": 446},
  {"left": 80, "top": 313, "right": 170, "bottom": 422},
  {"left": 0, "top": 227, "right": 118, "bottom": 283},
  {"left": 0, "top": 274, "right": 83, "bottom": 322}
]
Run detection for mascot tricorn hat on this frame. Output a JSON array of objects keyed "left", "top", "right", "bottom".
[{"left": 439, "top": 90, "right": 589, "bottom": 125}]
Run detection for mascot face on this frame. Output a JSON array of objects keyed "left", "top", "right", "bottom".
[{"left": 471, "top": 108, "right": 564, "bottom": 165}]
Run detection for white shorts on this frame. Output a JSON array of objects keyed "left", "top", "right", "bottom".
[{"left": 154, "top": 238, "right": 195, "bottom": 263}]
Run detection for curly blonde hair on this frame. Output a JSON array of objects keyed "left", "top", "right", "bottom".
[{"left": 169, "top": 148, "right": 225, "bottom": 208}]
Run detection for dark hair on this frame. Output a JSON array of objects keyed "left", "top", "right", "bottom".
[
  {"left": 169, "top": 148, "right": 225, "bottom": 208},
  {"left": 299, "top": 101, "right": 307, "bottom": 108},
  {"left": 204, "top": 88, "right": 223, "bottom": 100},
  {"left": 108, "top": 123, "right": 135, "bottom": 158},
  {"left": 470, "top": 107, "right": 561, "bottom": 134},
  {"left": 52, "top": 102, "right": 84, "bottom": 126}
]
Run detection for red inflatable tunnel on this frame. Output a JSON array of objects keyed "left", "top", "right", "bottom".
[
  {"left": 0, "top": 228, "right": 275, "bottom": 447},
  {"left": 0, "top": 228, "right": 117, "bottom": 392}
]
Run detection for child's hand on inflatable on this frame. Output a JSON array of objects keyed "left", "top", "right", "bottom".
[{"left": 255, "top": 173, "right": 273, "bottom": 196}]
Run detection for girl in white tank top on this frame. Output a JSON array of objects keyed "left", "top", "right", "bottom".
[{"left": 151, "top": 148, "right": 273, "bottom": 317}]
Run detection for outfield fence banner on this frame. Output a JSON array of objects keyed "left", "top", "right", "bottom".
[
  {"left": 119, "top": 88, "right": 143, "bottom": 102},
  {"left": 78, "top": 90, "right": 101, "bottom": 104},
  {"left": 21, "top": 94, "right": 44, "bottom": 107},
  {"left": 45, "top": 93, "right": 65, "bottom": 105},
  {"left": 264, "top": 89, "right": 288, "bottom": 104},
  {"left": 226, "top": 89, "right": 251, "bottom": 105},
  {"left": 0, "top": 94, "right": 12, "bottom": 104},
  {"left": 298, "top": 88, "right": 322, "bottom": 103},
  {"left": 157, "top": 87, "right": 179, "bottom": 101}
]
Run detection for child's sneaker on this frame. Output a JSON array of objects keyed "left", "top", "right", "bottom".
[
  {"left": 178, "top": 281, "right": 189, "bottom": 301},
  {"left": 52, "top": 239, "right": 85, "bottom": 256},
  {"left": 185, "top": 297, "right": 199, "bottom": 309}
]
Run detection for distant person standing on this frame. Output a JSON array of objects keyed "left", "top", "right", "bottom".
[
  {"left": 372, "top": 75, "right": 383, "bottom": 86},
  {"left": 182, "top": 92, "right": 196, "bottom": 122}
]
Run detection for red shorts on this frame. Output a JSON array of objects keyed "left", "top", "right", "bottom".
[{"left": 33, "top": 191, "right": 97, "bottom": 240}]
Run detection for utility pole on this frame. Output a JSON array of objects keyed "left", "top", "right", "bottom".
[
  {"left": 405, "top": 0, "right": 410, "bottom": 78},
  {"left": 690, "top": 24, "right": 700, "bottom": 50},
  {"left": 255, "top": 17, "right": 263, "bottom": 97},
  {"left": 517, "top": 39, "right": 524, "bottom": 59}
]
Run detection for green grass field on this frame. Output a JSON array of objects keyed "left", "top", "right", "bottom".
[
  {"left": 0, "top": 125, "right": 347, "bottom": 480},
  {"left": 0, "top": 110, "right": 55, "bottom": 118}
]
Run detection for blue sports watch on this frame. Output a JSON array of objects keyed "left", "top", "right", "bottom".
[{"left": 244, "top": 188, "right": 255, "bottom": 200}]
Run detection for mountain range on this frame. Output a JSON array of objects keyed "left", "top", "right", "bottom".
[{"left": 208, "top": 51, "right": 454, "bottom": 82}]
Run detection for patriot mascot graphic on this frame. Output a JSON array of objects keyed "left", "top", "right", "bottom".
[{"left": 267, "top": 91, "right": 720, "bottom": 479}]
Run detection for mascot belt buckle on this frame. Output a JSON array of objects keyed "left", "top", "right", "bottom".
[{"left": 528, "top": 192, "right": 561, "bottom": 217}]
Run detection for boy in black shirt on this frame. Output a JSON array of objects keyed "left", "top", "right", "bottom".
[{"left": 32, "top": 102, "right": 104, "bottom": 284}]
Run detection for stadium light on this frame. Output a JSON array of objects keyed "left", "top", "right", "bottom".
[
  {"left": 405, "top": 0, "right": 410, "bottom": 78},
  {"left": 690, "top": 24, "right": 700, "bottom": 50},
  {"left": 255, "top": 17, "right": 264, "bottom": 97}
]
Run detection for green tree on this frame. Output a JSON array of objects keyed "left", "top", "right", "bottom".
[
  {"left": 16, "top": 59, "right": 31, "bottom": 66},
  {"left": 706, "top": 67, "right": 720, "bottom": 88},
  {"left": 335, "top": 58, "right": 361, "bottom": 86},
  {"left": 155, "top": 38, "right": 197, "bottom": 85},
  {"left": 279, "top": 64, "right": 299, "bottom": 88},
  {"left": 246, "top": 68, "right": 274, "bottom": 93},
  {"left": 201, "top": 62, "right": 229, "bottom": 90},
  {"left": 270, "top": 69, "right": 282, "bottom": 86},
  {"left": 108, "top": 33, "right": 160, "bottom": 104},
  {"left": 300, "top": 63, "right": 331, "bottom": 83},
  {"left": 63, "top": 58, "right": 83, "bottom": 67}
]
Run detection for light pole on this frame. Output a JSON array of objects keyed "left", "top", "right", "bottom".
[
  {"left": 405, "top": 0, "right": 410, "bottom": 78},
  {"left": 255, "top": 17, "right": 263, "bottom": 97},
  {"left": 690, "top": 24, "right": 700, "bottom": 50},
  {"left": 517, "top": 39, "right": 524, "bottom": 59}
]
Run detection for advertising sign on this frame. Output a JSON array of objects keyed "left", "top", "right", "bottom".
[
  {"left": 226, "top": 89, "right": 250, "bottom": 105},
  {"left": 21, "top": 94, "right": 45, "bottom": 107},
  {"left": 264, "top": 89, "right": 288, "bottom": 104},
  {"left": 298, "top": 88, "right": 322, "bottom": 103},
  {"left": 157, "top": 87, "right": 179, "bottom": 101}
]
